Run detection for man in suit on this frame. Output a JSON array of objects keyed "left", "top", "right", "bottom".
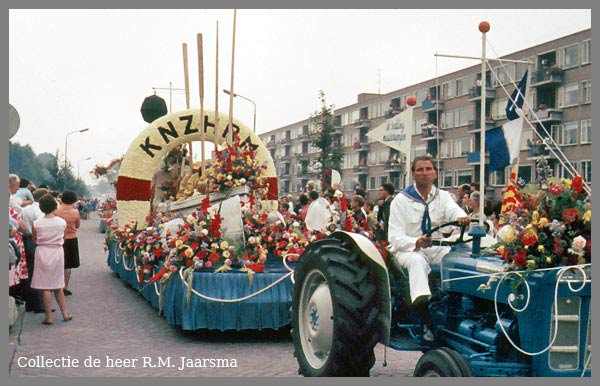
[{"left": 376, "top": 182, "right": 395, "bottom": 241}]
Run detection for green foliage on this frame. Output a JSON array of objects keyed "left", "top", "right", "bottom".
[
  {"left": 310, "top": 90, "right": 343, "bottom": 175},
  {"left": 9, "top": 141, "right": 89, "bottom": 196}
]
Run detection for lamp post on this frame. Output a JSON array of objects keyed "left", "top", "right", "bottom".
[
  {"left": 223, "top": 89, "right": 256, "bottom": 132},
  {"left": 64, "top": 128, "right": 90, "bottom": 169},
  {"left": 77, "top": 157, "right": 92, "bottom": 179}
]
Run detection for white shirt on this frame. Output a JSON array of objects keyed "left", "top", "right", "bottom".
[
  {"left": 21, "top": 202, "right": 44, "bottom": 235},
  {"left": 388, "top": 184, "right": 467, "bottom": 252},
  {"left": 9, "top": 194, "right": 23, "bottom": 214}
]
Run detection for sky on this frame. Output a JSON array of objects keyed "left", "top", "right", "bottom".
[{"left": 9, "top": 9, "right": 591, "bottom": 185}]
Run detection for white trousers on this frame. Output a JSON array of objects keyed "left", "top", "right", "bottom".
[{"left": 393, "top": 246, "right": 450, "bottom": 303}]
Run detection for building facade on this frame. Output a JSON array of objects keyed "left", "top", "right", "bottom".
[{"left": 259, "top": 29, "right": 591, "bottom": 202}]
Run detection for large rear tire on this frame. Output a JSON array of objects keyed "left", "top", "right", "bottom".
[
  {"left": 292, "top": 237, "right": 383, "bottom": 376},
  {"left": 414, "top": 347, "right": 472, "bottom": 377}
]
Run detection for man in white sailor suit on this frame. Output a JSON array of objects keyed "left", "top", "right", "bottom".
[{"left": 387, "top": 155, "right": 470, "bottom": 342}]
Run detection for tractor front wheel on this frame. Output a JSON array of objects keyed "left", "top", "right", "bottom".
[{"left": 292, "top": 237, "right": 382, "bottom": 376}]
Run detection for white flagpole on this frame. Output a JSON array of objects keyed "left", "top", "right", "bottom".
[{"left": 478, "top": 23, "right": 488, "bottom": 227}]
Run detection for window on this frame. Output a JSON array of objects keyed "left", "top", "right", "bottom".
[
  {"left": 515, "top": 61, "right": 529, "bottom": 81},
  {"left": 559, "top": 44, "right": 579, "bottom": 69},
  {"left": 440, "top": 110, "right": 455, "bottom": 129},
  {"left": 581, "top": 80, "right": 591, "bottom": 104},
  {"left": 456, "top": 169, "right": 473, "bottom": 185},
  {"left": 440, "top": 170, "right": 453, "bottom": 188},
  {"left": 440, "top": 140, "right": 453, "bottom": 158},
  {"left": 582, "top": 40, "right": 591, "bottom": 64},
  {"left": 414, "top": 117, "right": 426, "bottom": 135},
  {"left": 560, "top": 122, "right": 578, "bottom": 145},
  {"left": 415, "top": 89, "right": 428, "bottom": 104},
  {"left": 558, "top": 83, "right": 579, "bottom": 107},
  {"left": 343, "top": 153, "right": 358, "bottom": 169},
  {"left": 369, "top": 177, "right": 377, "bottom": 190},
  {"left": 456, "top": 107, "right": 474, "bottom": 127},
  {"left": 442, "top": 81, "right": 456, "bottom": 100},
  {"left": 380, "top": 176, "right": 388, "bottom": 186},
  {"left": 454, "top": 138, "right": 473, "bottom": 157},
  {"left": 494, "top": 63, "right": 514, "bottom": 86},
  {"left": 490, "top": 167, "right": 507, "bottom": 186},
  {"left": 412, "top": 144, "right": 427, "bottom": 159},
  {"left": 392, "top": 176, "right": 402, "bottom": 190},
  {"left": 491, "top": 98, "right": 508, "bottom": 120},
  {"left": 580, "top": 160, "right": 591, "bottom": 183},
  {"left": 580, "top": 119, "right": 591, "bottom": 143},
  {"left": 521, "top": 129, "right": 534, "bottom": 151},
  {"left": 351, "top": 110, "right": 360, "bottom": 123},
  {"left": 456, "top": 74, "right": 476, "bottom": 96},
  {"left": 518, "top": 165, "right": 533, "bottom": 185}
]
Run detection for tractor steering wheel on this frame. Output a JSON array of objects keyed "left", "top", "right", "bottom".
[{"left": 425, "top": 219, "right": 488, "bottom": 247}]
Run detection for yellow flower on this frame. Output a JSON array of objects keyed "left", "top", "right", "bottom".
[
  {"left": 184, "top": 248, "right": 194, "bottom": 258},
  {"left": 537, "top": 218, "right": 549, "bottom": 228},
  {"left": 175, "top": 240, "right": 184, "bottom": 248},
  {"left": 222, "top": 250, "right": 231, "bottom": 258},
  {"left": 220, "top": 241, "right": 229, "bottom": 250},
  {"left": 583, "top": 210, "right": 591, "bottom": 223},
  {"left": 562, "top": 178, "right": 572, "bottom": 189},
  {"left": 497, "top": 225, "right": 516, "bottom": 243},
  {"left": 531, "top": 211, "right": 539, "bottom": 224},
  {"left": 527, "top": 260, "right": 536, "bottom": 269},
  {"left": 538, "top": 245, "right": 545, "bottom": 252},
  {"left": 546, "top": 257, "right": 553, "bottom": 264}
]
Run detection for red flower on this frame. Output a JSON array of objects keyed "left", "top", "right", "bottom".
[
  {"left": 247, "top": 263, "right": 264, "bottom": 273},
  {"left": 196, "top": 250, "right": 207, "bottom": 259},
  {"left": 513, "top": 250, "right": 527, "bottom": 268},
  {"left": 562, "top": 208, "right": 580, "bottom": 224},
  {"left": 209, "top": 252, "right": 220, "bottom": 263},
  {"left": 549, "top": 184, "right": 563, "bottom": 195},
  {"left": 153, "top": 249, "right": 163, "bottom": 258},
  {"left": 148, "top": 267, "right": 168, "bottom": 283},
  {"left": 572, "top": 176, "right": 584, "bottom": 193}
]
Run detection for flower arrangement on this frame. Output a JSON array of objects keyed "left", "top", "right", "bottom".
[
  {"left": 205, "top": 134, "right": 271, "bottom": 199},
  {"left": 92, "top": 157, "right": 123, "bottom": 185},
  {"left": 493, "top": 158, "right": 591, "bottom": 270}
]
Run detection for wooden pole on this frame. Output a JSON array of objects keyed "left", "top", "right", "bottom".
[
  {"left": 214, "top": 21, "right": 219, "bottom": 152},
  {"left": 227, "top": 9, "right": 237, "bottom": 144},
  {"left": 182, "top": 43, "right": 193, "bottom": 170},
  {"left": 197, "top": 33, "right": 206, "bottom": 177}
]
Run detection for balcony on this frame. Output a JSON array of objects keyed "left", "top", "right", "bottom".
[
  {"left": 333, "top": 126, "right": 344, "bottom": 136},
  {"left": 354, "top": 120, "right": 371, "bottom": 129},
  {"left": 468, "top": 86, "right": 496, "bottom": 101},
  {"left": 281, "top": 154, "right": 291, "bottom": 162},
  {"left": 281, "top": 137, "right": 292, "bottom": 145},
  {"left": 421, "top": 124, "right": 444, "bottom": 141},
  {"left": 358, "top": 143, "right": 370, "bottom": 152},
  {"left": 531, "top": 69, "right": 564, "bottom": 87},
  {"left": 467, "top": 119, "right": 496, "bottom": 133},
  {"left": 265, "top": 141, "right": 276, "bottom": 149},
  {"left": 279, "top": 173, "right": 291, "bottom": 181},
  {"left": 466, "top": 152, "right": 489, "bottom": 165},
  {"left": 298, "top": 132, "right": 310, "bottom": 141},
  {"left": 526, "top": 143, "right": 556, "bottom": 160},
  {"left": 353, "top": 165, "right": 369, "bottom": 174},
  {"left": 421, "top": 98, "right": 444, "bottom": 113},
  {"left": 530, "top": 108, "right": 563, "bottom": 124},
  {"left": 384, "top": 161, "right": 403, "bottom": 172},
  {"left": 385, "top": 108, "right": 402, "bottom": 119}
]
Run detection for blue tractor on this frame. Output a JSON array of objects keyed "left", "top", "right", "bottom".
[{"left": 291, "top": 225, "right": 591, "bottom": 377}]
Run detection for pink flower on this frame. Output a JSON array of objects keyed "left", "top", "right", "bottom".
[{"left": 572, "top": 236, "right": 587, "bottom": 251}]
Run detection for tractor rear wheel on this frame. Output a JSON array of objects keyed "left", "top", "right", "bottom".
[
  {"left": 292, "top": 237, "right": 382, "bottom": 376},
  {"left": 414, "top": 347, "right": 472, "bottom": 377}
]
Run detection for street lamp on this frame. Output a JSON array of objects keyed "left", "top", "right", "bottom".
[
  {"left": 64, "top": 128, "right": 90, "bottom": 169},
  {"left": 223, "top": 89, "right": 256, "bottom": 132},
  {"left": 77, "top": 157, "right": 92, "bottom": 179}
]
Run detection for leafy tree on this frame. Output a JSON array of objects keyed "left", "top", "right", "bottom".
[
  {"left": 310, "top": 90, "right": 343, "bottom": 176},
  {"left": 9, "top": 142, "right": 88, "bottom": 196}
]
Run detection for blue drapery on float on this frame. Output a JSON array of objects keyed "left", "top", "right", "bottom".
[{"left": 106, "top": 241, "right": 293, "bottom": 331}]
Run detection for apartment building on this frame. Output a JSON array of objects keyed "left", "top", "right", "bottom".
[{"left": 259, "top": 29, "right": 591, "bottom": 202}]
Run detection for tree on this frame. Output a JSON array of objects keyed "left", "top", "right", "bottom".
[
  {"left": 9, "top": 142, "right": 47, "bottom": 184},
  {"left": 310, "top": 90, "right": 343, "bottom": 176}
]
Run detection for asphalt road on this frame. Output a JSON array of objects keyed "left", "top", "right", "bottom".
[{"left": 9, "top": 211, "right": 421, "bottom": 377}]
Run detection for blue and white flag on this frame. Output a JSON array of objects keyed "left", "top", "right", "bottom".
[
  {"left": 505, "top": 70, "right": 528, "bottom": 120},
  {"left": 486, "top": 71, "right": 529, "bottom": 172}
]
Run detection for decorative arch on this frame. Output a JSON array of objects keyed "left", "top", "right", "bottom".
[{"left": 116, "top": 109, "right": 277, "bottom": 227}]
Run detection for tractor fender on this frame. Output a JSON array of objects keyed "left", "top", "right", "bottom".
[{"left": 330, "top": 231, "right": 391, "bottom": 345}]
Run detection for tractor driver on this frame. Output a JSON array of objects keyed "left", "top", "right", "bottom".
[{"left": 387, "top": 155, "right": 470, "bottom": 342}]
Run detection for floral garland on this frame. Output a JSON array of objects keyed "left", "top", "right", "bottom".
[{"left": 493, "top": 158, "right": 591, "bottom": 270}]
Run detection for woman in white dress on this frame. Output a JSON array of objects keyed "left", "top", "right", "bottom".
[{"left": 31, "top": 194, "right": 72, "bottom": 325}]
